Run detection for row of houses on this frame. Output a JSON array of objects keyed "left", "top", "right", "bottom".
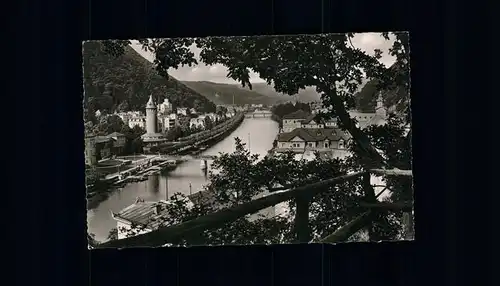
[
  {"left": 189, "top": 111, "right": 235, "bottom": 130},
  {"left": 118, "top": 109, "right": 236, "bottom": 133},
  {"left": 275, "top": 94, "right": 388, "bottom": 155}
]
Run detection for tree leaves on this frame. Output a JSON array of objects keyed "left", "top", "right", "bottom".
[{"left": 109, "top": 33, "right": 412, "bottom": 243}]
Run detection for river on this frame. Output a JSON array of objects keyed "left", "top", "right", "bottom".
[{"left": 87, "top": 117, "right": 280, "bottom": 242}]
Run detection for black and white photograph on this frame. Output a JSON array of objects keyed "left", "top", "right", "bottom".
[{"left": 84, "top": 32, "right": 413, "bottom": 249}]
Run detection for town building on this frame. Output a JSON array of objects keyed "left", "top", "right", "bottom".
[
  {"left": 275, "top": 128, "right": 351, "bottom": 153},
  {"left": 306, "top": 93, "right": 388, "bottom": 129},
  {"left": 84, "top": 132, "right": 126, "bottom": 165},
  {"left": 111, "top": 199, "right": 175, "bottom": 240},
  {"left": 112, "top": 196, "right": 205, "bottom": 240},
  {"left": 111, "top": 189, "right": 274, "bottom": 240},
  {"left": 311, "top": 107, "right": 330, "bottom": 115},
  {"left": 324, "top": 119, "right": 338, "bottom": 128},
  {"left": 116, "top": 111, "right": 142, "bottom": 128},
  {"left": 128, "top": 116, "right": 146, "bottom": 129},
  {"left": 348, "top": 93, "right": 388, "bottom": 129},
  {"left": 157, "top": 98, "right": 172, "bottom": 115},
  {"left": 95, "top": 136, "right": 113, "bottom": 160},
  {"left": 107, "top": 132, "right": 126, "bottom": 155},
  {"left": 300, "top": 114, "right": 325, "bottom": 129},
  {"left": 158, "top": 113, "right": 179, "bottom": 132},
  {"left": 205, "top": 112, "right": 219, "bottom": 122},
  {"left": 84, "top": 134, "right": 97, "bottom": 166},
  {"left": 177, "top": 107, "right": 188, "bottom": 116},
  {"left": 281, "top": 110, "right": 311, "bottom": 133},
  {"left": 190, "top": 116, "right": 206, "bottom": 129},
  {"left": 141, "top": 95, "right": 167, "bottom": 148}
]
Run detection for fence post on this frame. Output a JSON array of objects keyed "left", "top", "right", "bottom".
[
  {"left": 294, "top": 195, "right": 311, "bottom": 243},
  {"left": 362, "top": 172, "right": 381, "bottom": 241},
  {"left": 402, "top": 209, "right": 414, "bottom": 240}
]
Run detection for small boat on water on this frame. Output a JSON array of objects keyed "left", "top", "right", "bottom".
[
  {"left": 200, "top": 159, "right": 207, "bottom": 170},
  {"left": 199, "top": 146, "right": 207, "bottom": 152}
]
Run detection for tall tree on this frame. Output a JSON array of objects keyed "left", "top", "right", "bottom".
[{"left": 101, "top": 33, "right": 412, "bottom": 244}]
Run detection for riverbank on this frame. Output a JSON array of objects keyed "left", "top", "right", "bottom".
[
  {"left": 87, "top": 117, "right": 279, "bottom": 242},
  {"left": 87, "top": 114, "right": 244, "bottom": 209},
  {"left": 175, "top": 113, "right": 244, "bottom": 155},
  {"left": 150, "top": 112, "right": 245, "bottom": 154}
]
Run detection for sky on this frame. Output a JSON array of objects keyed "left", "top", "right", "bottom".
[{"left": 130, "top": 33, "right": 396, "bottom": 84}]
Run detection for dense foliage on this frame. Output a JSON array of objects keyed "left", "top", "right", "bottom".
[
  {"left": 354, "top": 75, "right": 409, "bottom": 113},
  {"left": 82, "top": 41, "right": 216, "bottom": 125},
  {"left": 271, "top": 102, "right": 311, "bottom": 118},
  {"left": 269, "top": 101, "right": 312, "bottom": 129},
  {"left": 102, "top": 33, "right": 412, "bottom": 245}
]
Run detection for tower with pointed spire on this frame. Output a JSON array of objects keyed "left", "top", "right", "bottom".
[
  {"left": 145, "top": 95, "right": 158, "bottom": 134},
  {"left": 141, "top": 94, "right": 166, "bottom": 150},
  {"left": 375, "top": 91, "right": 386, "bottom": 118}
]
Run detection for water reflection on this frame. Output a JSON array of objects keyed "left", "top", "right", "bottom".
[
  {"left": 147, "top": 173, "right": 160, "bottom": 195},
  {"left": 87, "top": 118, "right": 280, "bottom": 242}
]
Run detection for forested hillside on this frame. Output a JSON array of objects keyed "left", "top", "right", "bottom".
[
  {"left": 181, "top": 81, "right": 287, "bottom": 105},
  {"left": 354, "top": 63, "right": 410, "bottom": 113},
  {"left": 82, "top": 41, "right": 216, "bottom": 123},
  {"left": 240, "top": 83, "right": 321, "bottom": 103}
]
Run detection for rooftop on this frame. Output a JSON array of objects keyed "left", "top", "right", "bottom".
[
  {"left": 113, "top": 200, "right": 172, "bottom": 230},
  {"left": 141, "top": 133, "right": 167, "bottom": 142},
  {"left": 277, "top": 128, "right": 351, "bottom": 142},
  {"left": 301, "top": 114, "right": 319, "bottom": 124},
  {"left": 146, "top": 95, "right": 156, "bottom": 109},
  {"left": 107, "top": 132, "right": 125, "bottom": 138},
  {"left": 95, "top": 136, "right": 112, "bottom": 144},
  {"left": 358, "top": 114, "right": 387, "bottom": 129},
  {"left": 187, "top": 189, "right": 219, "bottom": 207}
]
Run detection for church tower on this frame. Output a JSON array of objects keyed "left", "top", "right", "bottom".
[
  {"left": 375, "top": 91, "right": 386, "bottom": 118},
  {"left": 145, "top": 95, "right": 158, "bottom": 134}
]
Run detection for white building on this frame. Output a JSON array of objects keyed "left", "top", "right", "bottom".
[
  {"left": 177, "top": 107, "right": 188, "bottom": 116},
  {"left": 300, "top": 115, "right": 324, "bottom": 129},
  {"left": 205, "top": 113, "right": 218, "bottom": 122},
  {"left": 158, "top": 113, "right": 178, "bottom": 132},
  {"left": 190, "top": 116, "right": 206, "bottom": 129},
  {"left": 348, "top": 93, "right": 387, "bottom": 129},
  {"left": 281, "top": 110, "right": 311, "bottom": 133},
  {"left": 128, "top": 116, "right": 146, "bottom": 129},
  {"left": 158, "top": 98, "right": 172, "bottom": 115},
  {"left": 276, "top": 128, "right": 351, "bottom": 153}
]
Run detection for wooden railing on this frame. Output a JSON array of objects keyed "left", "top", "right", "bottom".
[{"left": 97, "top": 168, "right": 412, "bottom": 248}]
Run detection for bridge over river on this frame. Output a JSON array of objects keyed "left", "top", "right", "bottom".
[
  {"left": 244, "top": 109, "right": 272, "bottom": 118},
  {"left": 87, "top": 117, "right": 280, "bottom": 242}
]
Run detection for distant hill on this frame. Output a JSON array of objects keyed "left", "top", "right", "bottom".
[
  {"left": 180, "top": 81, "right": 288, "bottom": 105},
  {"left": 82, "top": 41, "right": 216, "bottom": 120},
  {"left": 181, "top": 80, "right": 326, "bottom": 105},
  {"left": 238, "top": 83, "right": 322, "bottom": 103}
]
